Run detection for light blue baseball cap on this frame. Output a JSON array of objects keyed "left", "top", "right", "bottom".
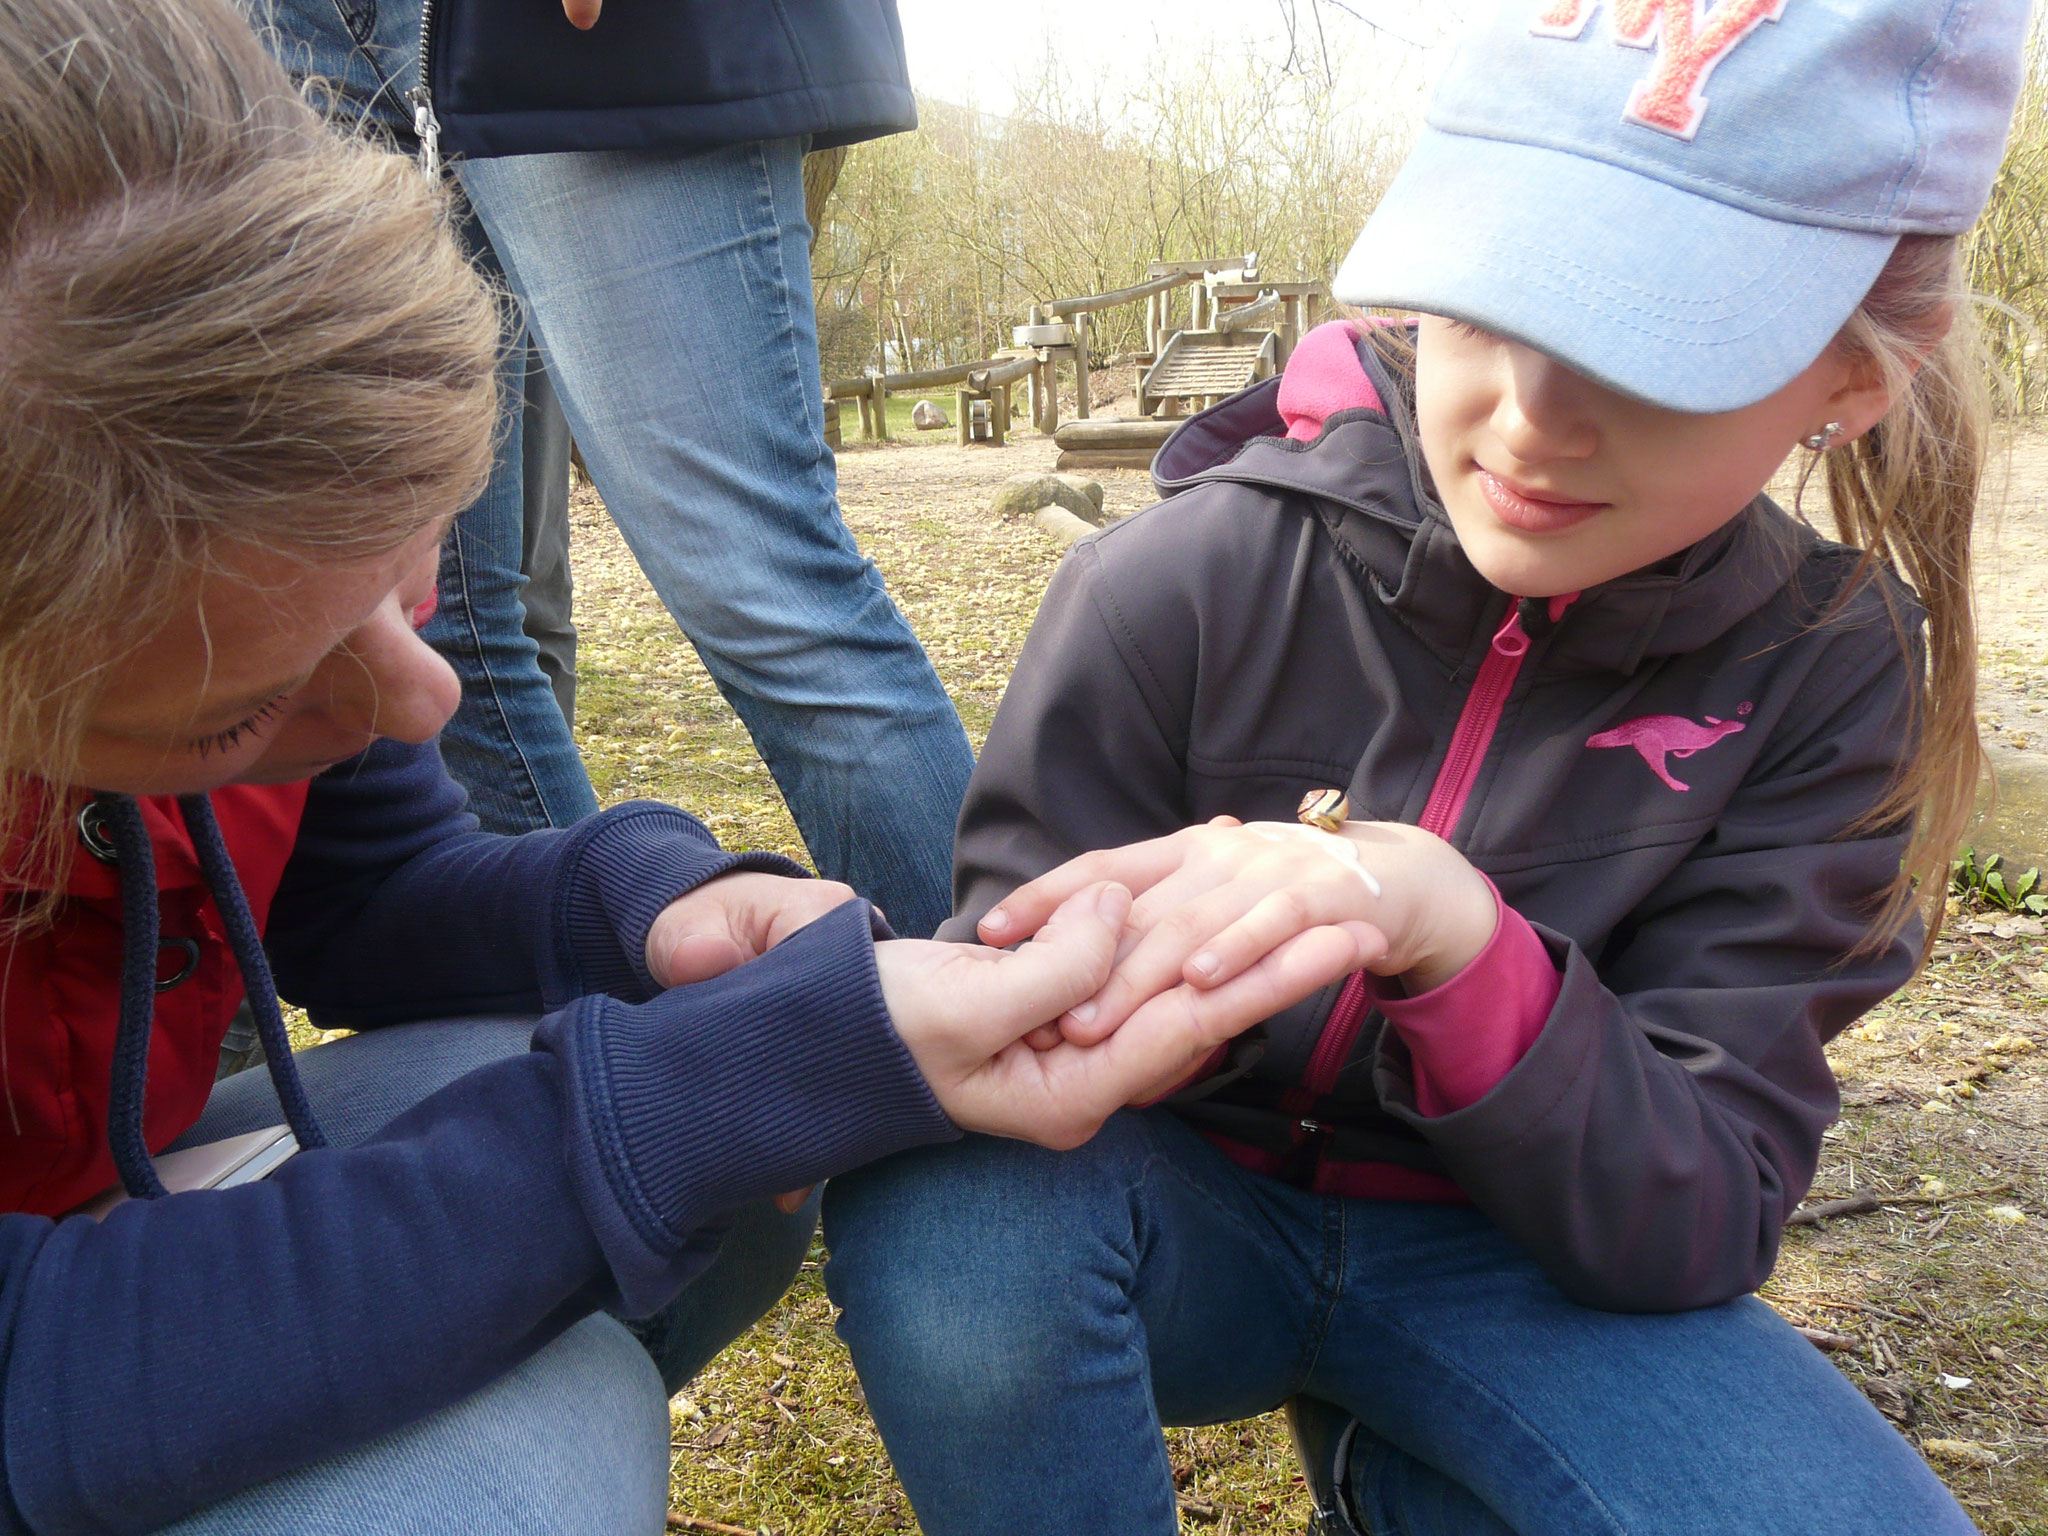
[{"left": 1332, "top": 0, "right": 2030, "bottom": 412}]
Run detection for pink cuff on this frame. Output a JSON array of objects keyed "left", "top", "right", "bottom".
[{"left": 1374, "top": 885, "right": 1559, "bottom": 1117}]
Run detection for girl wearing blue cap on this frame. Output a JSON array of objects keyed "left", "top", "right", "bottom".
[{"left": 823, "top": 2, "right": 2030, "bottom": 1531}]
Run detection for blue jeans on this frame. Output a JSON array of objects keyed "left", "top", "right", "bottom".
[
  {"left": 823, "top": 1110, "right": 1973, "bottom": 1536},
  {"left": 460, "top": 141, "right": 973, "bottom": 937},
  {"left": 159, "top": 1019, "right": 818, "bottom": 1534},
  {"left": 255, "top": 0, "right": 974, "bottom": 932}
]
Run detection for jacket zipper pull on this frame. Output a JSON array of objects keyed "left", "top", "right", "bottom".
[
  {"left": 407, "top": 85, "right": 442, "bottom": 179},
  {"left": 1491, "top": 607, "right": 1530, "bottom": 658}
]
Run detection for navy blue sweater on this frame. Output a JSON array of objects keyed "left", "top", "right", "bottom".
[{"left": 0, "top": 740, "right": 953, "bottom": 1535}]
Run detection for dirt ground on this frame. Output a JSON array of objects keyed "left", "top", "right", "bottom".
[{"left": 568, "top": 418, "right": 2048, "bottom": 1535}]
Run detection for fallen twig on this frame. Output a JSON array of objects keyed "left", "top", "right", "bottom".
[
  {"left": 1794, "top": 1324, "right": 1863, "bottom": 1353},
  {"left": 1787, "top": 1192, "right": 1881, "bottom": 1226},
  {"left": 1177, "top": 1494, "right": 1222, "bottom": 1524},
  {"left": 666, "top": 1517, "right": 764, "bottom": 1536}
]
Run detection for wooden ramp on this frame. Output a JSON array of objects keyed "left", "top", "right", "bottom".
[{"left": 1140, "top": 329, "right": 1277, "bottom": 414}]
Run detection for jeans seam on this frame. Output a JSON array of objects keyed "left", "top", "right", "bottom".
[
  {"left": 443, "top": 520, "right": 552, "bottom": 827},
  {"left": 1364, "top": 1309, "right": 1633, "bottom": 1536}
]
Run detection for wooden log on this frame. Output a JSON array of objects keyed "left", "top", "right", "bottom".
[
  {"left": 870, "top": 377, "right": 889, "bottom": 443},
  {"left": 1057, "top": 447, "right": 1156, "bottom": 471},
  {"left": 992, "top": 382, "right": 1009, "bottom": 447},
  {"left": 967, "top": 353, "right": 1037, "bottom": 391},
  {"left": 955, "top": 388, "right": 971, "bottom": 448},
  {"left": 1215, "top": 291, "right": 1283, "bottom": 334},
  {"left": 826, "top": 376, "right": 872, "bottom": 400},
  {"left": 1044, "top": 270, "right": 1191, "bottom": 320},
  {"left": 821, "top": 398, "right": 841, "bottom": 452},
  {"left": 1053, "top": 417, "right": 1175, "bottom": 450},
  {"left": 855, "top": 388, "right": 874, "bottom": 438}
]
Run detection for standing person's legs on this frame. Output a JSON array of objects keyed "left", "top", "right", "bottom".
[
  {"left": 251, "top": 0, "right": 598, "bottom": 836},
  {"left": 425, "top": 214, "right": 600, "bottom": 833},
  {"left": 459, "top": 140, "right": 975, "bottom": 938},
  {"left": 520, "top": 346, "right": 581, "bottom": 731}
]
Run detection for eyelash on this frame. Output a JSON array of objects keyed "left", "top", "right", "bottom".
[{"left": 189, "top": 696, "right": 287, "bottom": 758}]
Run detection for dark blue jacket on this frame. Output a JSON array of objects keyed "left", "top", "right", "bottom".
[
  {"left": 0, "top": 739, "right": 952, "bottom": 1534},
  {"left": 428, "top": 0, "right": 916, "bottom": 157}
]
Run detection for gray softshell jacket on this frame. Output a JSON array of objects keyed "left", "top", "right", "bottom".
[{"left": 941, "top": 331, "right": 1920, "bottom": 1313}]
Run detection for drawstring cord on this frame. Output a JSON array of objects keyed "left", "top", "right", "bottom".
[{"left": 98, "top": 793, "right": 327, "bottom": 1201}]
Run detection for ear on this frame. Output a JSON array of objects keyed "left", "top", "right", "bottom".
[{"left": 1823, "top": 301, "right": 1953, "bottom": 444}]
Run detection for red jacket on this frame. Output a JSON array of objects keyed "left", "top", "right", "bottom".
[{"left": 0, "top": 783, "right": 309, "bottom": 1215}]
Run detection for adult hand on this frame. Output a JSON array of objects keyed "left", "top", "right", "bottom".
[
  {"left": 876, "top": 882, "right": 1373, "bottom": 1149},
  {"left": 645, "top": 872, "right": 860, "bottom": 990},
  {"left": 977, "top": 817, "right": 1497, "bottom": 1046},
  {"left": 562, "top": 0, "right": 601, "bottom": 28}
]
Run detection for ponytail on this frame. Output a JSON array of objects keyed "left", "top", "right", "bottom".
[{"left": 1806, "top": 234, "right": 1991, "bottom": 957}]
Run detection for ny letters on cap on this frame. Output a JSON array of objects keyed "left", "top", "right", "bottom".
[{"left": 1530, "top": 0, "right": 1788, "bottom": 140}]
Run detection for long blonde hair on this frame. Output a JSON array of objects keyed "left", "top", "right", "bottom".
[
  {"left": 0, "top": 0, "right": 500, "bottom": 910},
  {"left": 1807, "top": 234, "right": 1990, "bottom": 956}
]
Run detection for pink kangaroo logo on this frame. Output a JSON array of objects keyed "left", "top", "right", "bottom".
[{"left": 1586, "top": 704, "right": 1750, "bottom": 792}]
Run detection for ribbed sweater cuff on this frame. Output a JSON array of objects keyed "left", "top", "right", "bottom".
[
  {"left": 556, "top": 802, "right": 807, "bottom": 1003},
  {"left": 537, "top": 900, "right": 954, "bottom": 1315}
]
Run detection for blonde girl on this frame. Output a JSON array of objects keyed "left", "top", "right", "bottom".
[{"left": 821, "top": 3, "right": 2029, "bottom": 1533}]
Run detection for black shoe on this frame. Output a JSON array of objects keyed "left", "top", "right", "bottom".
[{"left": 1285, "top": 1394, "right": 1370, "bottom": 1536}]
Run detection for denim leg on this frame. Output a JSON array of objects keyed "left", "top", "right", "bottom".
[
  {"left": 1305, "top": 1200, "right": 1976, "bottom": 1536},
  {"left": 151, "top": 1311, "right": 670, "bottom": 1536},
  {"left": 420, "top": 209, "right": 600, "bottom": 834},
  {"left": 458, "top": 140, "right": 974, "bottom": 937},
  {"left": 823, "top": 1111, "right": 1323, "bottom": 1536},
  {"left": 520, "top": 347, "right": 580, "bottom": 729},
  {"left": 248, "top": 0, "right": 598, "bottom": 836}
]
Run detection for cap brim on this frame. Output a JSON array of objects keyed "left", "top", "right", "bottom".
[{"left": 1332, "top": 128, "right": 1897, "bottom": 413}]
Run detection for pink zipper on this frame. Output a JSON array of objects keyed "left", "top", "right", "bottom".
[{"left": 1292, "top": 601, "right": 1547, "bottom": 1106}]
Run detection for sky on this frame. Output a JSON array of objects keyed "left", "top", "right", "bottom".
[{"left": 892, "top": 0, "right": 1472, "bottom": 122}]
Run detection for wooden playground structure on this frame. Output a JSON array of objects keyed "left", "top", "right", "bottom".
[{"left": 823, "top": 255, "right": 1327, "bottom": 470}]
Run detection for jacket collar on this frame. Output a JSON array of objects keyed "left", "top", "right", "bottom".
[{"left": 1151, "top": 324, "right": 1814, "bottom": 675}]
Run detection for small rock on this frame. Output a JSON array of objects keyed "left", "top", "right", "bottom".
[
  {"left": 991, "top": 473, "right": 1099, "bottom": 524},
  {"left": 910, "top": 398, "right": 949, "bottom": 429},
  {"left": 2025, "top": 970, "right": 2048, "bottom": 993},
  {"left": 1034, "top": 506, "right": 1099, "bottom": 547},
  {"left": 1051, "top": 472, "right": 1107, "bottom": 518},
  {"left": 1922, "top": 1438, "right": 1998, "bottom": 1467},
  {"left": 1938, "top": 1373, "right": 1974, "bottom": 1391}
]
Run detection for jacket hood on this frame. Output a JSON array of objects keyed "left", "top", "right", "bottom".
[{"left": 1150, "top": 321, "right": 1818, "bottom": 676}]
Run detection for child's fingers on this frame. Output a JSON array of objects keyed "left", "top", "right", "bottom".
[
  {"left": 1181, "top": 891, "right": 1390, "bottom": 988},
  {"left": 976, "top": 831, "right": 1213, "bottom": 945},
  {"left": 1054, "top": 878, "right": 1273, "bottom": 1044},
  {"left": 1093, "top": 924, "right": 1371, "bottom": 1092}
]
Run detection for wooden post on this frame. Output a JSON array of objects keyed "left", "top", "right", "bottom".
[
  {"left": 955, "top": 388, "right": 972, "bottom": 447},
  {"left": 1279, "top": 295, "right": 1301, "bottom": 365},
  {"left": 856, "top": 388, "right": 874, "bottom": 439},
  {"left": 1073, "top": 316, "right": 1092, "bottom": 421},
  {"left": 871, "top": 377, "right": 890, "bottom": 442},
  {"left": 991, "top": 383, "right": 1009, "bottom": 447},
  {"left": 1039, "top": 355, "right": 1059, "bottom": 433}
]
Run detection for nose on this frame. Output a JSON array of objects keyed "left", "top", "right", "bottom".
[
  {"left": 1492, "top": 342, "right": 1599, "bottom": 462},
  {"left": 319, "top": 602, "right": 461, "bottom": 745}
]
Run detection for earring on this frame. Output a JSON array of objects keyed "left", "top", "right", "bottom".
[{"left": 1802, "top": 421, "right": 1842, "bottom": 452}]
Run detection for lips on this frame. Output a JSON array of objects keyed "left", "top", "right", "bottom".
[{"left": 1477, "top": 469, "right": 1607, "bottom": 534}]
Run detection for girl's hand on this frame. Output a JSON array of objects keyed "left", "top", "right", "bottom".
[
  {"left": 646, "top": 873, "right": 861, "bottom": 989},
  {"left": 875, "top": 882, "right": 1373, "bottom": 1149},
  {"left": 979, "top": 818, "right": 1497, "bottom": 1046}
]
